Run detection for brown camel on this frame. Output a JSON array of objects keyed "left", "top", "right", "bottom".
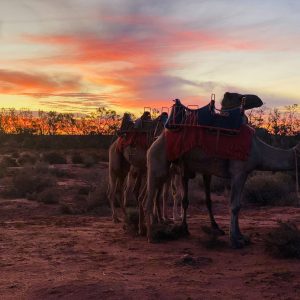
[
  {"left": 145, "top": 93, "right": 299, "bottom": 248},
  {"left": 145, "top": 130, "right": 300, "bottom": 248},
  {"left": 108, "top": 114, "right": 165, "bottom": 225}
]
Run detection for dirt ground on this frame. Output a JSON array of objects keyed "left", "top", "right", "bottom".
[{"left": 1, "top": 187, "right": 300, "bottom": 300}]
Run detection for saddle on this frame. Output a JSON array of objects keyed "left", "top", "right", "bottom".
[
  {"left": 165, "top": 98, "right": 246, "bottom": 133},
  {"left": 118, "top": 113, "right": 155, "bottom": 135}
]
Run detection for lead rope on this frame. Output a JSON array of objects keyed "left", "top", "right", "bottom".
[{"left": 294, "top": 148, "right": 300, "bottom": 206}]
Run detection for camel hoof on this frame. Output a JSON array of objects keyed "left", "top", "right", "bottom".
[
  {"left": 180, "top": 223, "right": 190, "bottom": 236},
  {"left": 163, "top": 218, "right": 173, "bottom": 225},
  {"left": 173, "top": 216, "right": 182, "bottom": 222},
  {"left": 239, "top": 234, "right": 251, "bottom": 245},
  {"left": 138, "top": 226, "right": 147, "bottom": 237},
  {"left": 113, "top": 217, "right": 121, "bottom": 224},
  {"left": 231, "top": 235, "right": 250, "bottom": 249},
  {"left": 231, "top": 239, "right": 244, "bottom": 249},
  {"left": 147, "top": 235, "right": 155, "bottom": 243},
  {"left": 212, "top": 227, "right": 225, "bottom": 236}
]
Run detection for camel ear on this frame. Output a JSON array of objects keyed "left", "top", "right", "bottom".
[{"left": 243, "top": 95, "right": 263, "bottom": 110}]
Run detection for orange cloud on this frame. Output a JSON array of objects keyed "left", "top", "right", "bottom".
[
  {"left": 0, "top": 69, "right": 80, "bottom": 94},
  {"left": 17, "top": 14, "right": 267, "bottom": 111}
]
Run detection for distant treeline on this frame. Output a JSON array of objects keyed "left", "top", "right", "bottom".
[
  {"left": 0, "top": 104, "right": 299, "bottom": 136},
  {"left": 0, "top": 134, "right": 115, "bottom": 149},
  {"left": 0, "top": 107, "right": 121, "bottom": 135}
]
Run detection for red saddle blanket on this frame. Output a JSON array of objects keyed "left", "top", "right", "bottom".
[
  {"left": 165, "top": 125, "right": 255, "bottom": 161},
  {"left": 116, "top": 132, "right": 151, "bottom": 152}
]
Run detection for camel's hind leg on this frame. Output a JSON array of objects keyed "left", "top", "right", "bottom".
[
  {"left": 162, "top": 178, "right": 171, "bottom": 221},
  {"left": 108, "top": 177, "right": 121, "bottom": 223},
  {"left": 230, "top": 173, "right": 249, "bottom": 248},
  {"left": 123, "top": 167, "right": 139, "bottom": 208},
  {"left": 181, "top": 176, "right": 190, "bottom": 234},
  {"left": 203, "top": 174, "right": 225, "bottom": 235},
  {"left": 145, "top": 135, "right": 169, "bottom": 242}
]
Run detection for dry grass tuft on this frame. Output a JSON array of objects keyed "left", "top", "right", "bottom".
[
  {"left": 87, "top": 178, "right": 108, "bottom": 210},
  {"left": 244, "top": 172, "right": 295, "bottom": 206},
  {"left": 43, "top": 152, "right": 67, "bottom": 164},
  {"left": 71, "top": 152, "right": 84, "bottom": 164},
  {"left": 123, "top": 208, "right": 140, "bottom": 236},
  {"left": 150, "top": 223, "right": 189, "bottom": 242},
  {"left": 265, "top": 221, "right": 300, "bottom": 259},
  {"left": 36, "top": 188, "right": 60, "bottom": 204},
  {"left": 17, "top": 152, "right": 37, "bottom": 165},
  {"left": 2, "top": 166, "right": 57, "bottom": 200}
]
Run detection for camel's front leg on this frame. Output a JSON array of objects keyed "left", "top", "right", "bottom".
[
  {"left": 138, "top": 180, "right": 147, "bottom": 236},
  {"left": 230, "top": 174, "right": 249, "bottom": 248},
  {"left": 203, "top": 174, "right": 225, "bottom": 235},
  {"left": 162, "top": 178, "right": 170, "bottom": 221},
  {"left": 171, "top": 173, "right": 182, "bottom": 221}
]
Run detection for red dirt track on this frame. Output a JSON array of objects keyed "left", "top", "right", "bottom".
[{"left": 1, "top": 197, "right": 300, "bottom": 300}]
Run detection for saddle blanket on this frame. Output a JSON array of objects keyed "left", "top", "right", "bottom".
[
  {"left": 165, "top": 125, "right": 255, "bottom": 161},
  {"left": 116, "top": 132, "right": 151, "bottom": 152}
]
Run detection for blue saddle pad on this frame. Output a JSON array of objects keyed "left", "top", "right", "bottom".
[{"left": 165, "top": 99, "right": 244, "bottom": 130}]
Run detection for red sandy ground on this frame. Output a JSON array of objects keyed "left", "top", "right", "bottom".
[{"left": 1, "top": 194, "right": 300, "bottom": 300}]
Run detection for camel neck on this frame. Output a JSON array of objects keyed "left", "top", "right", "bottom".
[{"left": 256, "top": 138, "right": 295, "bottom": 171}]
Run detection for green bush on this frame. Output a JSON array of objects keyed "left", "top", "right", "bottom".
[
  {"left": 244, "top": 172, "right": 294, "bottom": 205},
  {"left": 43, "top": 152, "right": 67, "bottom": 164}
]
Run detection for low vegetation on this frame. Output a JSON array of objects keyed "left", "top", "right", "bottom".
[
  {"left": 244, "top": 172, "right": 296, "bottom": 206},
  {"left": 265, "top": 221, "right": 300, "bottom": 259},
  {"left": 43, "top": 152, "right": 67, "bottom": 164}
]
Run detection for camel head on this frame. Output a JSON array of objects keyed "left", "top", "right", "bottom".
[
  {"left": 221, "top": 92, "right": 263, "bottom": 110},
  {"left": 153, "top": 112, "right": 169, "bottom": 137}
]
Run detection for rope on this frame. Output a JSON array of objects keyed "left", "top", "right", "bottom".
[{"left": 294, "top": 148, "right": 300, "bottom": 206}]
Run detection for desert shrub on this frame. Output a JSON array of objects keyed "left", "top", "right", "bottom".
[
  {"left": 265, "top": 221, "right": 300, "bottom": 259},
  {"left": 60, "top": 203, "right": 73, "bottom": 214},
  {"left": 87, "top": 178, "right": 108, "bottom": 209},
  {"left": 0, "top": 164, "right": 7, "bottom": 178},
  {"left": 78, "top": 186, "right": 90, "bottom": 195},
  {"left": 198, "top": 175, "right": 230, "bottom": 194},
  {"left": 43, "top": 152, "right": 67, "bottom": 164},
  {"left": 17, "top": 152, "right": 37, "bottom": 165},
  {"left": 5, "top": 167, "right": 56, "bottom": 199},
  {"left": 37, "top": 188, "right": 60, "bottom": 204},
  {"left": 244, "top": 172, "right": 294, "bottom": 205},
  {"left": 34, "top": 162, "right": 50, "bottom": 174},
  {"left": 97, "top": 149, "right": 109, "bottom": 162},
  {"left": 71, "top": 152, "right": 84, "bottom": 164},
  {"left": 83, "top": 155, "right": 97, "bottom": 168},
  {"left": 0, "top": 156, "right": 18, "bottom": 168},
  {"left": 50, "top": 167, "right": 69, "bottom": 178},
  {"left": 11, "top": 151, "right": 19, "bottom": 159}
]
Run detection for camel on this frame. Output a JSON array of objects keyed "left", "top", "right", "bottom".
[
  {"left": 145, "top": 129, "right": 300, "bottom": 247},
  {"left": 108, "top": 114, "right": 166, "bottom": 225},
  {"left": 144, "top": 93, "right": 299, "bottom": 248}
]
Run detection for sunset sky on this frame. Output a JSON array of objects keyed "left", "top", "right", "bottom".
[{"left": 0, "top": 0, "right": 299, "bottom": 114}]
